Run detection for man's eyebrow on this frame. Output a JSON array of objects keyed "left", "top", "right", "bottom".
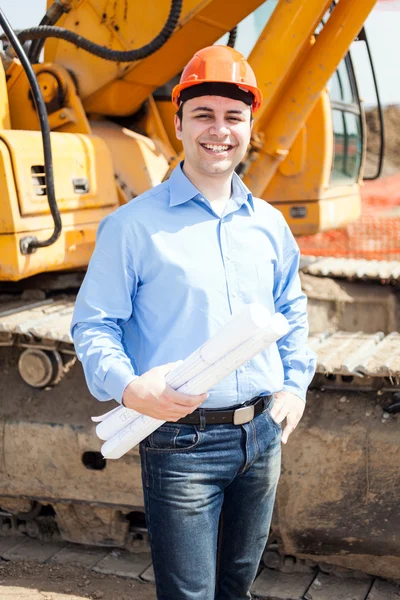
[
  {"left": 190, "top": 107, "right": 213, "bottom": 113},
  {"left": 190, "top": 107, "right": 245, "bottom": 114}
]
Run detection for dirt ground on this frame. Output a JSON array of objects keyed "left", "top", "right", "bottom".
[{"left": 0, "top": 559, "right": 157, "bottom": 600}]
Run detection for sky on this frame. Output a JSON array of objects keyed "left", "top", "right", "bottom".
[{"left": 0, "top": 0, "right": 399, "bottom": 107}]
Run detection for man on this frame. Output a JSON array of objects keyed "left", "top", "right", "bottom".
[{"left": 72, "top": 45, "right": 317, "bottom": 600}]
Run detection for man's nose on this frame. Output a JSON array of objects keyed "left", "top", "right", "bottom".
[{"left": 209, "top": 121, "right": 230, "bottom": 137}]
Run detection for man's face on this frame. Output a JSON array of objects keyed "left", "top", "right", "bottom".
[{"left": 174, "top": 95, "right": 252, "bottom": 178}]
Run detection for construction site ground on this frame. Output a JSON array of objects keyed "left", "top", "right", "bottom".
[{"left": 1, "top": 536, "right": 400, "bottom": 600}]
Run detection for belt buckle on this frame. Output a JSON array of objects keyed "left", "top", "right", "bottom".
[{"left": 233, "top": 404, "right": 255, "bottom": 425}]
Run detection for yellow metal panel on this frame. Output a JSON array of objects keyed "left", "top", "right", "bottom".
[
  {"left": 278, "top": 126, "right": 306, "bottom": 177},
  {"left": 271, "top": 192, "right": 361, "bottom": 236},
  {"left": 0, "top": 139, "right": 20, "bottom": 234},
  {"left": 261, "top": 92, "right": 333, "bottom": 201},
  {"left": 155, "top": 99, "right": 183, "bottom": 156},
  {"left": 144, "top": 96, "right": 177, "bottom": 164},
  {"left": 0, "top": 223, "right": 100, "bottom": 281},
  {"left": 0, "top": 131, "right": 117, "bottom": 217},
  {"left": 44, "top": 0, "right": 265, "bottom": 117},
  {"left": 0, "top": 61, "right": 11, "bottom": 129},
  {"left": 0, "top": 129, "right": 118, "bottom": 281},
  {"left": 245, "top": 0, "right": 377, "bottom": 197},
  {"left": 90, "top": 119, "right": 170, "bottom": 198}
]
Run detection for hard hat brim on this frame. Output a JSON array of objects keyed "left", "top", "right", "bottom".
[{"left": 172, "top": 79, "right": 262, "bottom": 114}]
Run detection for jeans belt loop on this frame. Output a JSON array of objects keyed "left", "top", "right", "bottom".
[
  {"left": 199, "top": 408, "right": 206, "bottom": 431},
  {"left": 263, "top": 395, "right": 272, "bottom": 411},
  {"left": 233, "top": 404, "right": 255, "bottom": 425}
]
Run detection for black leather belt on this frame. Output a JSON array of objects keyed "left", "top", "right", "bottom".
[{"left": 175, "top": 395, "right": 271, "bottom": 426}]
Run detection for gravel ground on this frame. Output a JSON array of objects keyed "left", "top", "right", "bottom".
[{"left": 0, "top": 559, "right": 157, "bottom": 600}]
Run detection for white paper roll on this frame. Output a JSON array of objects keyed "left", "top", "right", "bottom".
[{"left": 100, "top": 308, "right": 289, "bottom": 459}]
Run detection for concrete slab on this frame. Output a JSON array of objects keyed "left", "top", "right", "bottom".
[
  {"left": 304, "top": 572, "right": 372, "bottom": 600},
  {"left": 141, "top": 564, "right": 155, "bottom": 584},
  {"left": 367, "top": 579, "right": 400, "bottom": 600},
  {"left": 50, "top": 542, "right": 110, "bottom": 568},
  {"left": 2, "top": 537, "right": 67, "bottom": 563},
  {"left": 0, "top": 536, "right": 24, "bottom": 556},
  {"left": 92, "top": 549, "right": 152, "bottom": 579},
  {"left": 251, "top": 568, "right": 316, "bottom": 599}
]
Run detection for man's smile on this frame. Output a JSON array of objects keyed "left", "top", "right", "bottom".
[{"left": 200, "top": 142, "right": 235, "bottom": 156}]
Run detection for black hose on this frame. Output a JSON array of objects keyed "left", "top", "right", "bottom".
[
  {"left": 28, "top": 14, "right": 52, "bottom": 63},
  {"left": 28, "top": 2, "right": 73, "bottom": 63},
  {"left": 227, "top": 27, "right": 237, "bottom": 49},
  {"left": 7, "top": 0, "right": 182, "bottom": 63},
  {"left": 0, "top": 7, "right": 61, "bottom": 254}
]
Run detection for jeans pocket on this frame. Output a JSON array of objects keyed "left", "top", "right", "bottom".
[
  {"left": 147, "top": 424, "right": 202, "bottom": 453},
  {"left": 263, "top": 397, "right": 282, "bottom": 432},
  {"left": 148, "top": 425, "right": 180, "bottom": 450},
  {"left": 265, "top": 409, "right": 282, "bottom": 432}
]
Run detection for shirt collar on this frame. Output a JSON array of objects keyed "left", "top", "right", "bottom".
[
  {"left": 168, "top": 161, "right": 254, "bottom": 213},
  {"left": 231, "top": 171, "right": 254, "bottom": 213}
]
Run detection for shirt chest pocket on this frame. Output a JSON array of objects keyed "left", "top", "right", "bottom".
[
  {"left": 255, "top": 259, "right": 275, "bottom": 292},
  {"left": 238, "top": 258, "right": 275, "bottom": 295}
]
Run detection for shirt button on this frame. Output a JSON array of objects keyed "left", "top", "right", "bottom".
[
  {"left": 231, "top": 291, "right": 238, "bottom": 298},
  {"left": 226, "top": 254, "right": 231, "bottom": 261}
]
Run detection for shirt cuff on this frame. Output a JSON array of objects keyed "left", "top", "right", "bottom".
[
  {"left": 282, "top": 382, "right": 307, "bottom": 403},
  {"left": 102, "top": 363, "right": 138, "bottom": 404}
]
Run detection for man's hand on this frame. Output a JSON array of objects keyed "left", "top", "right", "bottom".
[
  {"left": 270, "top": 390, "right": 305, "bottom": 444},
  {"left": 122, "top": 361, "right": 207, "bottom": 421}
]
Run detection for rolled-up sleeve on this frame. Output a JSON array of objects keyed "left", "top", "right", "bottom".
[
  {"left": 273, "top": 222, "right": 317, "bottom": 402},
  {"left": 71, "top": 214, "right": 138, "bottom": 403}
]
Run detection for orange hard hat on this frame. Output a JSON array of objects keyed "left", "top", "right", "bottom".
[{"left": 172, "top": 45, "right": 262, "bottom": 114}]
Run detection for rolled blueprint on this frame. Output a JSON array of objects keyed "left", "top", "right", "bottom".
[
  {"left": 94, "top": 303, "right": 272, "bottom": 441},
  {"left": 98, "top": 308, "right": 289, "bottom": 459}
]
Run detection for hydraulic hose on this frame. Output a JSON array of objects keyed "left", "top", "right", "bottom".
[
  {"left": 0, "top": 8, "right": 62, "bottom": 254},
  {"left": 7, "top": 0, "right": 182, "bottom": 63},
  {"left": 27, "top": 16, "right": 52, "bottom": 63},
  {"left": 227, "top": 27, "right": 237, "bottom": 49},
  {"left": 28, "top": 1, "right": 71, "bottom": 63}
]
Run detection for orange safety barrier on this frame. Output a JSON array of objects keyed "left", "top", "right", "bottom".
[{"left": 298, "top": 174, "right": 400, "bottom": 260}]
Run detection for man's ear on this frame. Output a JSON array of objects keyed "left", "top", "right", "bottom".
[{"left": 174, "top": 114, "right": 183, "bottom": 140}]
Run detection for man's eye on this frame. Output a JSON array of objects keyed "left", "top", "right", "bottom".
[{"left": 196, "top": 114, "right": 211, "bottom": 119}]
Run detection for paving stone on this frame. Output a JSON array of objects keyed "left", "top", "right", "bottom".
[
  {"left": 0, "top": 536, "right": 23, "bottom": 556},
  {"left": 252, "top": 568, "right": 316, "bottom": 599},
  {"left": 92, "top": 549, "right": 152, "bottom": 579},
  {"left": 50, "top": 542, "right": 110, "bottom": 567},
  {"left": 367, "top": 579, "right": 400, "bottom": 600},
  {"left": 141, "top": 564, "right": 155, "bottom": 583},
  {"left": 304, "top": 572, "right": 372, "bottom": 600},
  {"left": 2, "top": 537, "right": 67, "bottom": 563}
]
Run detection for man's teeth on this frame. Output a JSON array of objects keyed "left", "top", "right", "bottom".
[{"left": 203, "top": 144, "right": 230, "bottom": 152}]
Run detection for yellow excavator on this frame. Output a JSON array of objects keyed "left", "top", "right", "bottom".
[{"left": 0, "top": 0, "right": 399, "bottom": 581}]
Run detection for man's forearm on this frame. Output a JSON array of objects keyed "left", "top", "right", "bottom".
[{"left": 72, "top": 321, "right": 137, "bottom": 403}]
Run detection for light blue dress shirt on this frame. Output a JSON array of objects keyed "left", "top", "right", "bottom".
[{"left": 71, "top": 162, "right": 317, "bottom": 408}]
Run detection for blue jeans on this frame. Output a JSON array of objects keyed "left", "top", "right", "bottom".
[{"left": 140, "top": 400, "right": 281, "bottom": 600}]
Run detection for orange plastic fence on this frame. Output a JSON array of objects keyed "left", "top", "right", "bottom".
[{"left": 297, "top": 174, "right": 400, "bottom": 260}]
